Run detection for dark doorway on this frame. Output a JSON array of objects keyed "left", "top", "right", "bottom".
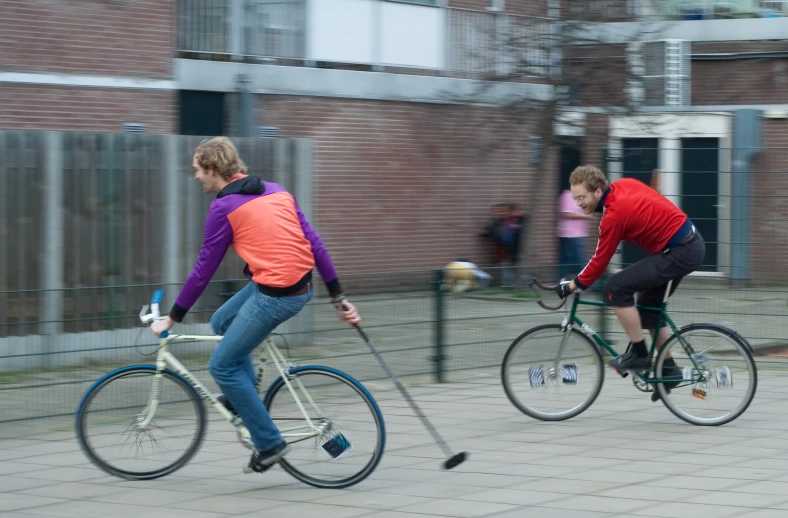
[
  {"left": 621, "top": 138, "right": 659, "bottom": 267},
  {"left": 558, "top": 137, "right": 582, "bottom": 194},
  {"left": 179, "top": 91, "right": 225, "bottom": 136},
  {"left": 681, "top": 138, "right": 719, "bottom": 271}
]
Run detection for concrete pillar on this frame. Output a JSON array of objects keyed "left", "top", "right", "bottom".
[
  {"left": 731, "top": 109, "right": 762, "bottom": 287},
  {"left": 163, "top": 135, "right": 182, "bottom": 306},
  {"left": 41, "top": 132, "right": 64, "bottom": 366}
]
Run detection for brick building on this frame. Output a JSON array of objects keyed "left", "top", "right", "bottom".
[{"left": 2, "top": 0, "right": 788, "bottom": 286}]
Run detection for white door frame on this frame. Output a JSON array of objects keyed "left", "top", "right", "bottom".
[{"left": 607, "top": 112, "right": 733, "bottom": 277}]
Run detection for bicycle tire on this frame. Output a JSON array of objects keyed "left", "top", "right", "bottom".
[
  {"left": 655, "top": 324, "right": 757, "bottom": 426},
  {"left": 263, "top": 366, "right": 385, "bottom": 489},
  {"left": 501, "top": 324, "right": 605, "bottom": 421},
  {"left": 76, "top": 365, "right": 207, "bottom": 480}
]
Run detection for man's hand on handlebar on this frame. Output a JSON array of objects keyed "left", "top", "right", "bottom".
[
  {"left": 151, "top": 316, "right": 174, "bottom": 337},
  {"left": 555, "top": 280, "right": 577, "bottom": 299}
]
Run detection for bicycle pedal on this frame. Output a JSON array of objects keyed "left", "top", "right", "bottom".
[
  {"left": 651, "top": 386, "right": 670, "bottom": 403},
  {"left": 243, "top": 463, "right": 274, "bottom": 474},
  {"left": 529, "top": 366, "right": 545, "bottom": 387},
  {"left": 611, "top": 366, "right": 629, "bottom": 378}
]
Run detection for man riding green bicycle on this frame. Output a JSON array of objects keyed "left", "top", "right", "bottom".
[{"left": 556, "top": 166, "right": 706, "bottom": 379}]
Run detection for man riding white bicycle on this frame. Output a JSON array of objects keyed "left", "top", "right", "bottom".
[{"left": 151, "top": 137, "right": 360, "bottom": 473}]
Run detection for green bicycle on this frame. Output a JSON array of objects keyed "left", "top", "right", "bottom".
[{"left": 501, "top": 278, "right": 758, "bottom": 426}]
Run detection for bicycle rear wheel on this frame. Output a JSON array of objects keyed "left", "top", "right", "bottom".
[
  {"left": 655, "top": 324, "right": 757, "bottom": 426},
  {"left": 264, "top": 366, "right": 385, "bottom": 489},
  {"left": 76, "top": 366, "right": 206, "bottom": 480},
  {"left": 502, "top": 324, "right": 605, "bottom": 421}
]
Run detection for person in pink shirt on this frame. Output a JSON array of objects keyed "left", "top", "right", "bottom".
[{"left": 557, "top": 189, "right": 594, "bottom": 282}]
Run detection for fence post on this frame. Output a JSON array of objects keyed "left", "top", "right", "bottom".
[
  {"left": 275, "top": 139, "right": 314, "bottom": 346},
  {"left": 41, "top": 132, "right": 64, "bottom": 366},
  {"left": 163, "top": 135, "right": 181, "bottom": 304},
  {"left": 229, "top": 0, "right": 244, "bottom": 59},
  {"left": 432, "top": 268, "right": 445, "bottom": 383}
]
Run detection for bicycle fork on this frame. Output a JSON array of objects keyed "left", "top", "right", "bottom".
[{"left": 548, "top": 316, "right": 574, "bottom": 384}]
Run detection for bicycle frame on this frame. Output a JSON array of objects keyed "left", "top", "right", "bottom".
[
  {"left": 137, "top": 333, "right": 327, "bottom": 443},
  {"left": 553, "top": 283, "right": 705, "bottom": 385}
]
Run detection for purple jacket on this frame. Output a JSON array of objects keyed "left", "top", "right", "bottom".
[{"left": 169, "top": 176, "right": 341, "bottom": 322}]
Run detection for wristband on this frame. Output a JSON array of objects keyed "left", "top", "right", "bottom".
[{"left": 331, "top": 294, "right": 347, "bottom": 305}]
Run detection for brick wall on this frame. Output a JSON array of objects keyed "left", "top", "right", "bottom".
[
  {"left": 257, "top": 95, "right": 559, "bottom": 279},
  {"left": 751, "top": 119, "right": 788, "bottom": 284},
  {"left": 0, "top": 85, "right": 177, "bottom": 134},
  {"left": 448, "top": 0, "right": 492, "bottom": 10},
  {"left": 691, "top": 42, "right": 788, "bottom": 105},
  {"left": 561, "top": 0, "right": 633, "bottom": 22},
  {"left": 505, "top": 0, "right": 549, "bottom": 17},
  {"left": 448, "top": 0, "right": 548, "bottom": 17},
  {"left": 0, "top": 0, "right": 175, "bottom": 77}
]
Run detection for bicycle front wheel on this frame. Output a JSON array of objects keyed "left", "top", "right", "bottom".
[
  {"left": 76, "top": 366, "right": 206, "bottom": 480},
  {"left": 264, "top": 366, "right": 385, "bottom": 489},
  {"left": 502, "top": 324, "right": 605, "bottom": 421},
  {"left": 655, "top": 324, "right": 757, "bottom": 426}
]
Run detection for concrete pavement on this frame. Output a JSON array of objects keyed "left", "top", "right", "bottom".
[{"left": 3, "top": 363, "right": 788, "bottom": 518}]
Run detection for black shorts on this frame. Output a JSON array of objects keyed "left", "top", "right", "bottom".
[{"left": 603, "top": 230, "right": 706, "bottom": 329}]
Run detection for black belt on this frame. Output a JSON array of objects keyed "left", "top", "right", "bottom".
[
  {"left": 257, "top": 279, "right": 312, "bottom": 297},
  {"left": 663, "top": 225, "right": 696, "bottom": 253},
  {"left": 291, "top": 281, "right": 313, "bottom": 296}
]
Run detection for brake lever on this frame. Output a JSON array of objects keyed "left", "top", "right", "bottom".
[
  {"left": 529, "top": 277, "right": 568, "bottom": 311},
  {"left": 140, "top": 305, "right": 153, "bottom": 324}
]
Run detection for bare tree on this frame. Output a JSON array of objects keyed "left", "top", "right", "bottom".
[
  {"left": 445, "top": 2, "right": 671, "bottom": 144},
  {"left": 442, "top": 1, "right": 670, "bottom": 272}
]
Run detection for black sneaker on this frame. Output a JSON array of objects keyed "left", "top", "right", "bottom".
[
  {"left": 247, "top": 442, "right": 291, "bottom": 473},
  {"left": 217, "top": 394, "right": 238, "bottom": 416},
  {"left": 661, "top": 364, "right": 683, "bottom": 391},
  {"left": 650, "top": 364, "right": 683, "bottom": 403},
  {"left": 608, "top": 349, "right": 652, "bottom": 374},
  {"left": 613, "top": 342, "right": 633, "bottom": 378}
]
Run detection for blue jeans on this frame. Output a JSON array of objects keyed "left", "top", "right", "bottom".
[
  {"left": 559, "top": 237, "right": 587, "bottom": 280},
  {"left": 208, "top": 281, "right": 313, "bottom": 452}
]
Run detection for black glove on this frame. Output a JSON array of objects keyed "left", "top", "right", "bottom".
[{"left": 555, "top": 281, "right": 574, "bottom": 299}]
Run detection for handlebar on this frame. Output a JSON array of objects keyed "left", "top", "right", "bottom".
[
  {"left": 140, "top": 289, "right": 169, "bottom": 338},
  {"left": 528, "top": 277, "right": 569, "bottom": 311}
]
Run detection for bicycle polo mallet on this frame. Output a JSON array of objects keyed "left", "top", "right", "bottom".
[{"left": 347, "top": 316, "right": 468, "bottom": 470}]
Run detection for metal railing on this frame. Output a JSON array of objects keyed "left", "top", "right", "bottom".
[
  {"left": 177, "top": 0, "right": 305, "bottom": 59},
  {"left": 447, "top": 8, "right": 556, "bottom": 78},
  {"left": 629, "top": 0, "right": 787, "bottom": 20},
  {"left": 176, "top": 1, "right": 555, "bottom": 77},
  {"left": 4, "top": 267, "right": 788, "bottom": 424}
]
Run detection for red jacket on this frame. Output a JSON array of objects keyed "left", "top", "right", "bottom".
[{"left": 575, "top": 178, "right": 689, "bottom": 289}]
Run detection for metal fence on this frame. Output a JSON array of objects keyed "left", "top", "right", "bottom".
[
  {"left": 4, "top": 266, "right": 788, "bottom": 426},
  {"left": 5, "top": 135, "right": 788, "bottom": 425}
]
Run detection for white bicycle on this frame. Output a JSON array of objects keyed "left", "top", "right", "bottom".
[{"left": 76, "top": 290, "right": 386, "bottom": 489}]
